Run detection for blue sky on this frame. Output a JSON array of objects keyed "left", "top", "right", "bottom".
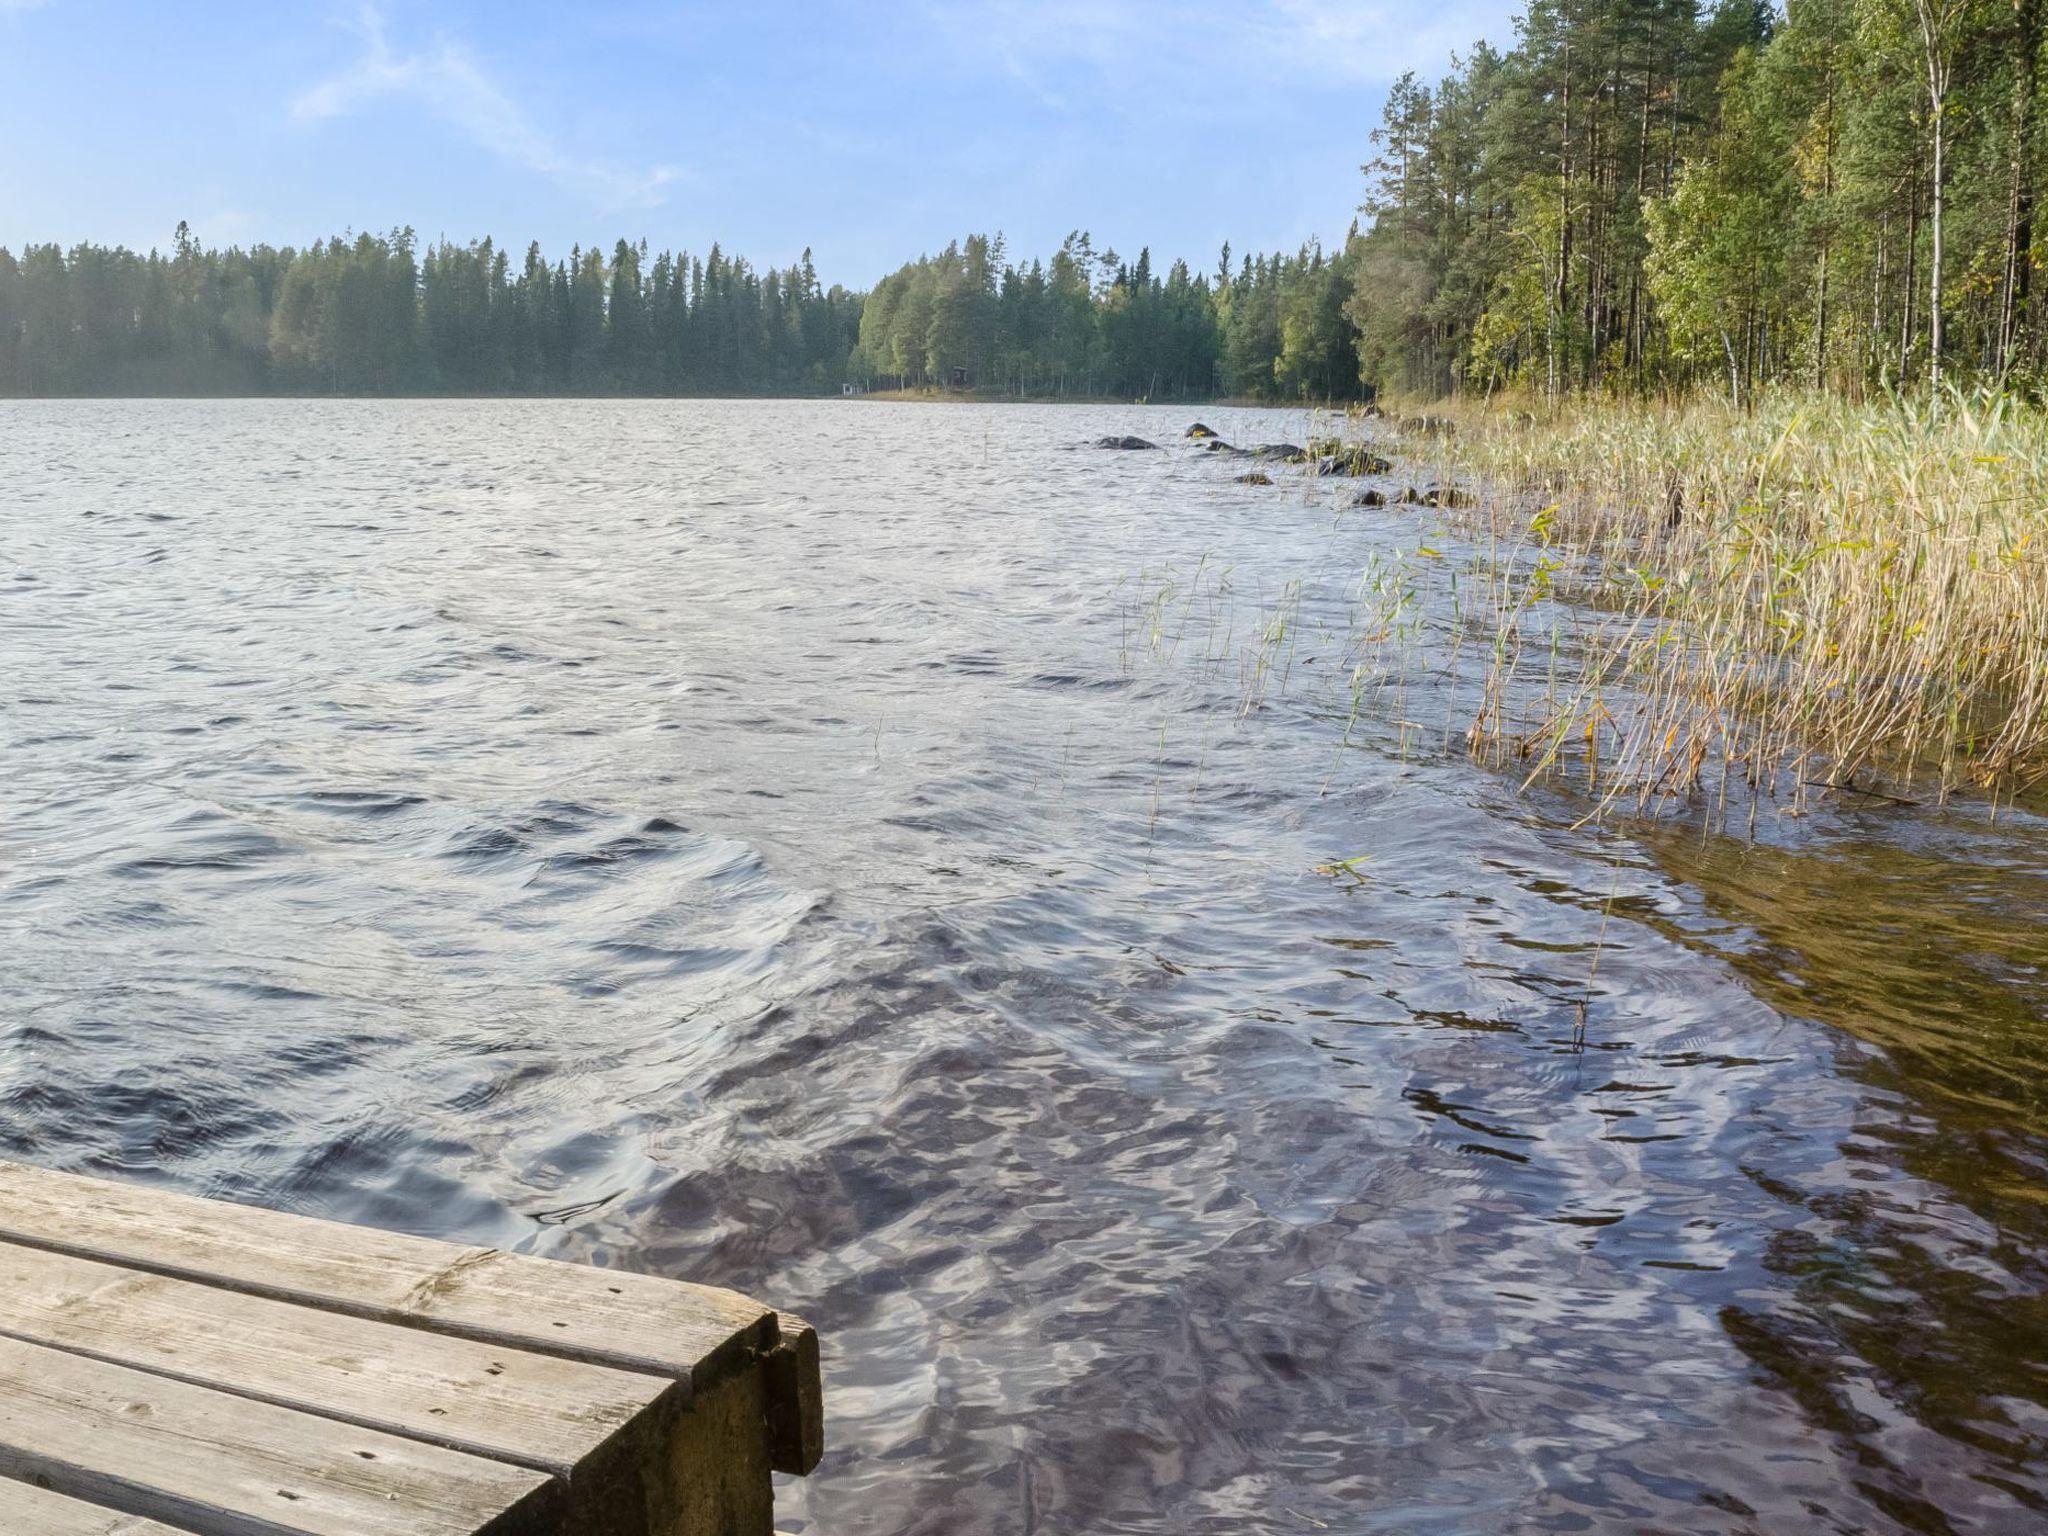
[{"left": 0, "top": 0, "right": 1517, "bottom": 288}]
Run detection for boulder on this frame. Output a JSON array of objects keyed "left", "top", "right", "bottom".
[
  {"left": 1185, "top": 422, "right": 1219, "bottom": 439},
  {"left": 1403, "top": 484, "right": 1469, "bottom": 508},
  {"left": 1095, "top": 435, "right": 1159, "bottom": 450},
  {"left": 1315, "top": 447, "right": 1394, "bottom": 477}
]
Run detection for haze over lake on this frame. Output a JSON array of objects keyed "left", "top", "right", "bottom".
[{"left": 4, "top": 399, "right": 2044, "bottom": 1534}]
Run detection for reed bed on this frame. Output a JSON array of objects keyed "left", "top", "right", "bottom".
[{"left": 1383, "top": 389, "right": 2048, "bottom": 819}]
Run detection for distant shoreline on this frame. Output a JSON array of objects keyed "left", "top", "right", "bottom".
[
  {"left": 851, "top": 388, "right": 1304, "bottom": 407},
  {"left": 0, "top": 391, "right": 1324, "bottom": 406}
]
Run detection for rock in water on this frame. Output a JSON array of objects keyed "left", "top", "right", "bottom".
[
  {"left": 1352, "top": 488, "right": 1387, "bottom": 507},
  {"left": 1315, "top": 448, "right": 1394, "bottom": 477},
  {"left": 1250, "top": 443, "right": 1308, "bottom": 461},
  {"left": 1402, "top": 484, "right": 1470, "bottom": 508},
  {"left": 1234, "top": 471, "right": 1274, "bottom": 486},
  {"left": 1185, "top": 422, "right": 1218, "bottom": 439},
  {"left": 1095, "top": 435, "right": 1159, "bottom": 450}
]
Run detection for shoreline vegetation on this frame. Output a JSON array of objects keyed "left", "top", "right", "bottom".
[{"left": 1347, "top": 391, "right": 2048, "bottom": 821}]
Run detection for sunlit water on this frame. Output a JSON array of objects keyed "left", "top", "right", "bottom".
[{"left": 3, "top": 400, "right": 2044, "bottom": 1535}]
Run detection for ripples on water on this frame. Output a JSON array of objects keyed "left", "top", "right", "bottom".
[{"left": 2, "top": 400, "right": 2044, "bottom": 1534}]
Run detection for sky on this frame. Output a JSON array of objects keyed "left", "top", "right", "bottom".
[{"left": 0, "top": 0, "right": 1520, "bottom": 289}]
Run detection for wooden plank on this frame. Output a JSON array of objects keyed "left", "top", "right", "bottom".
[
  {"left": 0, "top": 1242, "right": 672, "bottom": 1479},
  {"left": 0, "top": 1160, "right": 773, "bottom": 1391},
  {"left": 1, "top": 1477, "right": 195, "bottom": 1535},
  {"left": 0, "top": 1336, "right": 556, "bottom": 1536},
  {"left": 763, "top": 1317, "right": 824, "bottom": 1476}
]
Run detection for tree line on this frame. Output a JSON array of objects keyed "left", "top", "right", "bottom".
[
  {"left": 1353, "top": 0, "right": 2048, "bottom": 400},
  {"left": 10, "top": 0, "right": 2034, "bottom": 404},
  {"left": 0, "top": 223, "right": 861, "bottom": 396},
  {"left": 0, "top": 219, "right": 1361, "bottom": 401},
  {"left": 851, "top": 232, "right": 1359, "bottom": 399}
]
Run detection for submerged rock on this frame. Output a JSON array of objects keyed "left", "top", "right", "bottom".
[
  {"left": 1398, "top": 483, "right": 1470, "bottom": 508},
  {"left": 1315, "top": 448, "right": 1394, "bottom": 477},
  {"left": 1203, "top": 440, "right": 1250, "bottom": 457},
  {"left": 1250, "top": 443, "right": 1308, "bottom": 461},
  {"left": 1352, "top": 488, "right": 1387, "bottom": 507},
  {"left": 1234, "top": 471, "right": 1274, "bottom": 486},
  {"left": 1095, "top": 435, "right": 1160, "bottom": 450},
  {"left": 1185, "top": 422, "right": 1219, "bottom": 439}
]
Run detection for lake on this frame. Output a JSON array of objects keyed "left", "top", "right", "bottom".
[{"left": 3, "top": 399, "right": 2044, "bottom": 1534}]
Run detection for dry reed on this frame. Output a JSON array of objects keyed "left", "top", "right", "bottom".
[{"left": 1382, "top": 388, "right": 2048, "bottom": 818}]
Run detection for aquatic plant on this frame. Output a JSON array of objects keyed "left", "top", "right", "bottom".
[{"left": 1388, "top": 387, "right": 2048, "bottom": 817}]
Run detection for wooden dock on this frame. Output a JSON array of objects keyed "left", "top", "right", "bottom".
[{"left": 0, "top": 1159, "right": 822, "bottom": 1536}]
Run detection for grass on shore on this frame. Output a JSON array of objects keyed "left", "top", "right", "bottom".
[{"left": 1374, "top": 388, "right": 2048, "bottom": 819}]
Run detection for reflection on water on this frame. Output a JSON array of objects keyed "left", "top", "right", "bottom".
[
  {"left": 1, "top": 399, "right": 2042, "bottom": 1534},
  {"left": 1637, "top": 822, "right": 2048, "bottom": 1532}
]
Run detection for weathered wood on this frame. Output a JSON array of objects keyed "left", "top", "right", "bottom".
[
  {"left": 762, "top": 1319, "right": 824, "bottom": 1476},
  {"left": 1, "top": 1477, "right": 193, "bottom": 1535},
  {"left": 0, "top": 1242, "right": 671, "bottom": 1478},
  {"left": 628, "top": 1364, "right": 774, "bottom": 1536},
  {"left": 0, "top": 1159, "right": 825, "bottom": 1532},
  {"left": 0, "top": 1336, "right": 558, "bottom": 1536},
  {"left": 0, "top": 1160, "right": 783, "bottom": 1390}
]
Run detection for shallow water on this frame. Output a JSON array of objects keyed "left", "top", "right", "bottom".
[{"left": 2, "top": 399, "right": 2044, "bottom": 1534}]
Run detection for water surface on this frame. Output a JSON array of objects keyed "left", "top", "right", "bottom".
[{"left": 2, "top": 400, "right": 2044, "bottom": 1534}]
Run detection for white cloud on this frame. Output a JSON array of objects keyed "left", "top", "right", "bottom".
[
  {"left": 292, "top": 5, "right": 678, "bottom": 210},
  {"left": 916, "top": 0, "right": 1519, "bottom": 95}
]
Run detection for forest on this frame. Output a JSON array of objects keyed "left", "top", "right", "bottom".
[
  {"left": 0, "top": 226, "right": 864, "bottom": 396},
  {"left": 846, "top": 233, "right": 1359, "bottom": 399},
  {"left": 0, "top": 221, "right": 1356, "bottom": 401},
  {"left": 1355, "top": 0, "right": 2048, "bottom": 400},
  {"left": 4, "top": 0, "right": 2044, "bottom": 402}
]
